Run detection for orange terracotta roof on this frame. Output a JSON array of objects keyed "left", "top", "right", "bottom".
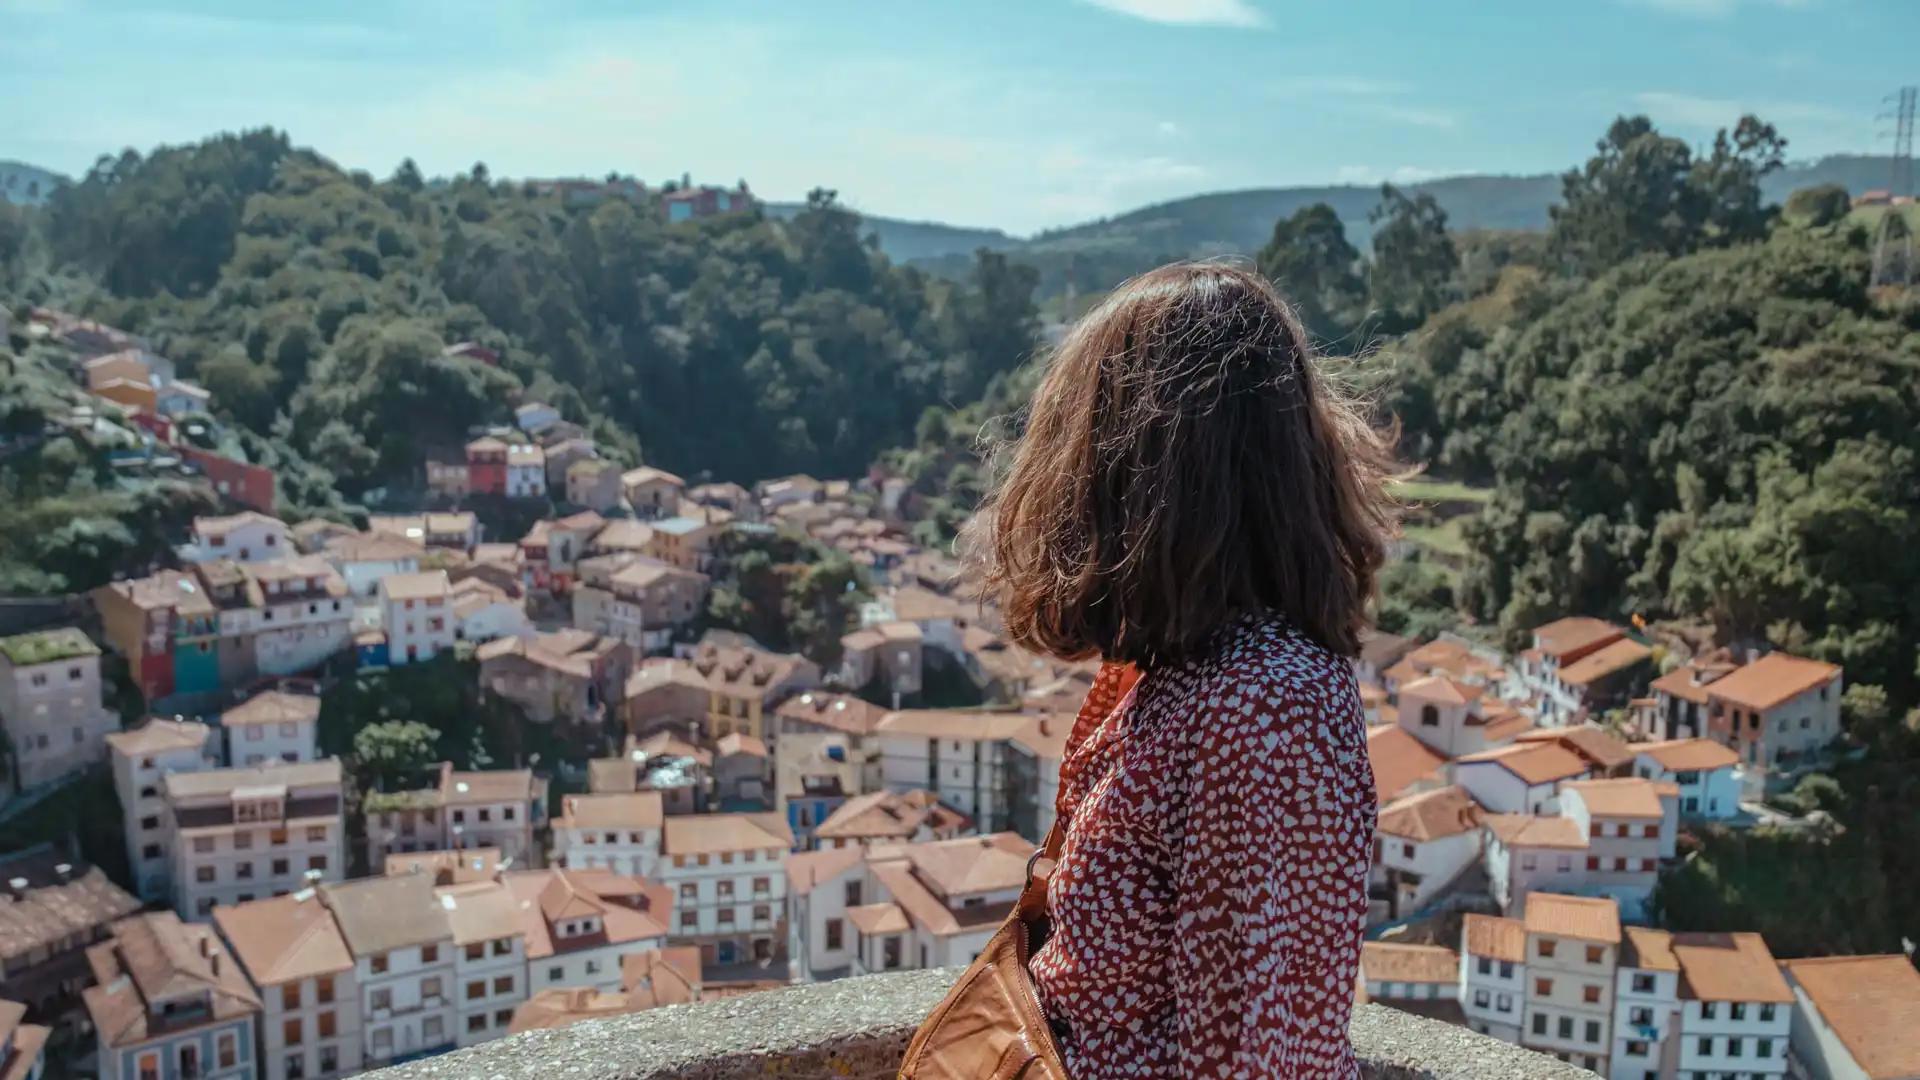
[
  {"left": 784, "top": 846, "right": 866, "bottom": 896},
  {"left": 1781, "top": 955, "right": 1920, "bottom": 1079},
  {"left": 1361, "top": 942, "right": 1459, "bottom": 985},
  {"left": 1558, "top": 638, "right": 1652, "bottom": 687},
  {"left": 1483, "top": 813, "right": 1588, "bottom": 850},
  {"left": 847, "top": 902, "right": 911, "bottom": 935},
  {"left": 1706, "top": 652, "right": 1841, "bottom": 713},
  {"left": 1622, "top": 926, "right": 1678, "bottom": 972},
  {"left": 1650, "top": 664, "right": 1720, "bottom": 705},
  {"left": 661, "top": 813, "right": 792, "bottom": 856},
  {"left": 212, "top": 892, "right": 353, "bottom": 986},
  {"left": 1377, "top": 786, "right": 1481, "bottom": 843},
  {"left": 1635, "top": 738, "right": 1741, "bottom": 772},
  {"left": 1400, "top": 675, "right": 1484, "bottom": 707},
  {"left": 1462, "top": 914, "right": 1527, "bottom": 962},
  {"left": 1514, "top": 725, "right": 1634, "bottom": 770},
  {"left": 1532, "top": 617, "right": 1626, "bottom": 660},
  {"left": 1456, "top": 742, "right": 1590, "bottom": 786},
  {"left": 1563, "top": 777, "right": 1665, "bottom": 819},
  {"left": 1672, "top": 932, "right": 1791, "bottom": 1003},
  {"left": 1523, "top": 893, "right": 1621, "bottom": 944},
  {"left": 877, "top": 709, "right": 1032, "bottom": 741},
  {"left": 1366, "top": 726, "right": 1448, "bottom": 805},
  {"left": 559, "top": 792, "right": 665, "bottom": 831}
]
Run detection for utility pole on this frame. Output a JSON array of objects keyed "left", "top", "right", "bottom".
[{"left": 1872, "top": 87, "right": 1917, "bottom": 288}]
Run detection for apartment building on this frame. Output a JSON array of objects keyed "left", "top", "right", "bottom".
[
  {"left": 1782, "top": 954, "right": 1920, "bottom": 1080},
  {"left": 1397, "top": 675, "right": 1534, "bottom": 757},
  {"left": 363, "top": 764, "right": 547, "bottom": 869},
  {"left": 0, "top": 1001, "right": 48, "bottom": 1080},
  {"left": 1360, "top": 942, "right": 1461, "bottom": 1007},
  {"left": 107, "top": 719, "right": 219, "bottom": 902},
  {"left": 838, "top": 621, "right": 923, "bottom": 702},
  {"left": 1559, "top": 778, "right": 1673, "bottom": 919},
  {"left": 0, "top": 627, "right": 117, "bottom": 792},
  {"left": 1512, "top": 617, "right": 1651, "bottom": 724},
  {"left": 1002, "top": 713, "right": 1067, "bottom": 845},
  {"left": 1455, "top": 741, "right": 1593, "bottom": 814},
  {"left": 1641, "top": 658, "right": 1739, "bottom": 741},
  {"left": 500, "top": 868, "right": 673, "bottom": 993},
  {"left": 83, "top": 912, "right": 262, "bottom": 1080},
  {"left": 243, "top": 558, "right": 353, "bottom": 678},
  {"left": 599, "top": 560, "right": 708, "bottom": 652},
  {"left": 552, "top": 791, "right": 666, "bottom": 877},
  {"left": 1631, "top": 738, "right": 1743, "bottom": 819},
  {"left": 221, "top": 690, "right": 320, "bottom": 766},
  {"left": 93, "top": 569, "right": 198, "bottom": 702},
  {"left": 659, "top": 813, "right": 792, "bottom": 968},
  {"left": 165, "top": 759, "right": 346, "bottom": 920},
  {"left": 814, "top": 790, "right": 971, "bottom": 851},
  {"left": 1704, "top": 652, "right": 1843, "bottom": 773},
  {"left": 448, "top": 578, "right": 529, "bottom": 644},
  {"left": 505, "top": 444, "right": 546, "bottom": 498},
  {"left": 1370, "top": 785, "right": 1483, "bottom": 923},
  {"left": 1460, "top": 914, "right": 1528, "bottom": 1042},
  {"left": 435, "top": 881, "right": 528, "bottom": 1047},
  {"left": 678, "top": 642, "right": 819, "bottom": 743},
  {"left": 192, "top": 512, "right": 291, "bottom": 564},
  {"left": 644, "top": 517, "right": 720, "bottom": 573},
  {"left": 477, "top": 630, "right": 633, "bottom": 728},
  {"left": 320, "top": 532, "right": 424, "bottom": 598},
  {"left": 565, "top": 459, "right": 622, "bottom": 512},
  {"left": 378, "top": 572, "right": 455, "bottom": 666},
  {"left": 620, "top": 466, "right": 685, "bottom": 519},
  {"left": 855, "top": 834, "right": 1028, "bottom": 976},
  {"left": 0, "top": 845, "right": 142, "bottom": 1018},
  {"left": 1483, "top": 814, "right": 1591, "bottom": 913},
  {"left": 1520, "top": 893, "right": 1621, "bottom": 1074},
  {"left": 1670, "top": 933, "right": 1792, "bottom": 1079},
  {"left": 366, "top": 513, "right": 480, "bottom": 553},
  {"left": 784, "top": 846, "right": 867, "bottom": 982},
  {"left": 1610, "top": 927, "right": 1681, "bottom": 1080},
  {"left": 213, "top": 891, "right": 362, "bottom": 1080},
  {"left": 874, "top": 709, "right": 1029, "bottom": 833},
  {"left": 318, "top": 875, "right": 457, "bottom": 1068}
]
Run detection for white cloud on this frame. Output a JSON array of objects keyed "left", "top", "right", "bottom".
[
  {"left": 1621, "top": 0, "right": 1812, "bottom": 17},
  {"left": 1076, "top": 0, "right": 1267, "bottom": 29}
]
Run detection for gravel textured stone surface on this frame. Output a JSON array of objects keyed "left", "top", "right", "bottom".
[{"left": 366, "top": 967, "right": 1596, "bottom": 1079}]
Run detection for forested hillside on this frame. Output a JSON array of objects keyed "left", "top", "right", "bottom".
[{"left": 0, "top": 130, "right": 1041, "bottom": 500}]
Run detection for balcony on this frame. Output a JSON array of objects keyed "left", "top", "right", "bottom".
[{"left": 362, "top": 967, "right": 1596, "bottom": 1079}]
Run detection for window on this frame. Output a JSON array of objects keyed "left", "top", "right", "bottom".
[
  {"left": 317, "top": 1011, "right": 335, "bottom": 1038},
  {"left": 752, "top": 876, "right": 770, "bottom": 893},
  {"left": 138, "top": 1052, "right": 160, "bottom": 1080},
  {"left": 141, "top": 814, "right": 160, "bottom": 831},
  {"left": 1531, "top": 1014, "right": 1547, "bottom": 1036},
  {"left": 286, "top": 1053, "right": 306, "bottom": 1080},
  {"left": 1557, "top": 1016, "right": 1573, "bottom": 1039},
  {"left": 178, "top": 1045, "right": 200, "bottom": 1080},
  {"left": 217, "top": 1032, "right": 237, "bottom": 1069},
  {"left": 681, "top": 911, "right": 697, "bottom": 929},
  {"left": 1759, "top": 1004, "right": 1775, "bottom": 1022},
  {"left": 1590, "top": 822, "right": 1603, "bottom": 838},
  {"left": 1756, "top": 1038, "right": 1773, "bottom": 1057},
  {"left": 1583, "top": 984, "right": 1601, "bottom": 1004},
  {"left": 1730, "top": 1003, "right": 1746, "bottom": 1021},
  {"left": 494, "top": 1008, "right": 513, "bottom": 1027},
  {"left": 1727, "top": 1037, "right": 1744, "bottom": 1057},
  {"left": 1538, "top": 940, "right": 1556, "bottom": 959},
  {"left": 370, "top": 952, "right": 389, "bottom": 974},
  {"left": 1420, "top": 705, "right": 1439, "bottom": 727},
  {"left": 717, "top": 880, "right": 734, "bottom": 898},
  {"left": 1630, "top": 1005, "right": 1653, "bottom": 1025},
  {"left": 1476, "top": 956, "right": 1491, "bottom": 975},
  {"left": 1614, "top": 857, "right": 1629, "bottom": 871},
  {"left": 467, "top": 980, "right": 486, "bottom": 1001},
  {"left": 1632, "top": 973, "right": 1655, "bottom": 993},
  {"left": 826, "top": 918, "right": 844, "bottom": 950},
  {"left": 1586, "top": 945, "right": 1604, "bottom": 964},
  {"left": 1587, "top": 855, "right": 1601, "bottom": 871},
  {"left": 283, "top": 982, "right": 301, "bottom": 1009},
  {"left": 1473, "top": 989, "right": 1489, "bottom": 1007},
  {"left": 423, "top": 1016, "right": 443, "bottom": 1041},
  {"left": 493, "top": 975, "right": 512, "bottom": 995},
  {"left": 1701, "top": 1002, "right": 1717, "bottom": 1020},
  {"left": 1499, "top": 961, "right": 1514, "bottom": 979},
  {"left": 585, "top": 960, "right": 601, "bottom": 975},
  {"left": 468, "top": 1014, "right": 488, "bottom": 1034},
  {"left": 422, "top": 976, "right": 442, "bottom": 999},
  {"left": 1584, "top": 1020, "right": 1600, "bottom": 1044},
  {"left": 306, "top": 826, "right": 326, "bottom": 842},
  {"left": 196, "top": 865, "right": 216, "bottom": 883},
  {"left": 466, "top": 943, "right": 484, "bottom": 961},
  {"left": 492, "top": 938, "right": 512, "bottom": 957},
  {"left": 1625, "top": 1039, "right": 1647, "bottom": 1057},
  {"left": 1520, "top": 854, "right": 1537, "bottom": 871},
  {"left": 371, "top": 988, "right": 391, "bottom": 1010},
  {"left": 272, "top": 858, "right": 289, "bottom": 875},
  {"left": 285, "top": 1017, "right": 303, "bottom": 1045},
  {"left": 317, "top": 975, "right": 334, "bottom": 1003},
  {"left": 236, "top": 861, "right": 255, "bottom": 880},
  {"left": 194, "top": 836, "right": 215, "bottom": 853},
  {"left": 1495, "top": 993, "right": 1512, "bottom": 1011},
  {"left": 422, "top": 944, "right": 439, "bottom": 964},
  {"left": 1698, "top": 1037, "right": 1713, "bottom": 1055},
  {"left": 718, "top": 909, "right": 735, "bottom": 924},
  {"left": 845, "top": 881, "right": 863, "bottom": 906},
  {"left": 549, "top": 966, "right": 564, "bottom": 982},
  {"left": 1535, "top": 978, "right": 1553, "bottom": 996},
  {"left": 319, "top": 1047, "right": 338, "bottom": 1073}
]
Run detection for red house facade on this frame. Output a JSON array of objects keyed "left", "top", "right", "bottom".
[{"left": 467, "top": 436, "right": 509, "bottom": 496}]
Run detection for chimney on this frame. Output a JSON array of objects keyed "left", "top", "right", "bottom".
[
  {"left": 53, "top": 862, "right": 73, "bottom": 883},
  {"left": 210, "top": 953, "right": 220, "bottom": 976},
  {"left": 5, "top": 877, "right": 27, "bottom": 900},
  {"left": 199, "top": 936, "right": 212, "bottom": 958}
]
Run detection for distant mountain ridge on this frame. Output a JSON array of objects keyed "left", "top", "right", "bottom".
[
  {"left": 763, "top": 201, "right": 1016, "bottom": 263},
  {"left": 0, "top": 160, "right": 67, "bottom": 207}
]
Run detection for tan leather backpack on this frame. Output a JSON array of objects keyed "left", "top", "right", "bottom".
[{"left": 895, "top": 820, "right": 1070, "bottom": 1079}]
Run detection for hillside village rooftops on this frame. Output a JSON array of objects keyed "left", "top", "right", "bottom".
[
  {"left": 1357, "top": 629, "right": 1417, "bottom": 671},
  {"left": 1557, "top": 637, "right": 1652, "bottom": 686},
  {"left": 1366, "top": 725, "right": 1448, "bottom": 805},
  {"left": 244, "top": 556, "right": 350, "bottom": 599},
  {"left": 472, "top": 542, "right": 521, "bottom": 565},
  {"left": 1483, "top": 813, "right": 1588, "bottom": 850},
  {"left": 1563, "top": 777, "right": 1665, "bottom": 818},
  {"left": 323, "top": 531, "right": 427, "bottom": 562},
  {"left": 320, "top": 873, "right": 451, "bottom": 954},
  {"left": 560, "top": 792, "right": 665, "bottom": 831},
  {"left": 506, "top": 444, "right": 544, "bottom": 465},
  {"left": 1361, "top": 942, "right": 1460, "bottom": 984},
  {"left": 105, "top": 718, "right": 212, "bottom": 756},
  {"left": 0, "top": 1003, "right": 46, "bottom": 1080},
  {"left": 212, "top": 891, "right": 353, "bottom": 987},
  {"left": 1648, "top": 662, "right": 1735, "bottom": 705},
  {"left": 1532, "top": 617, "right": 1627, "bottom": 661},
  {"left": 1524, "top": 893, "right": 1621, "bottom": 943},
  {"left": 592, "top": 520, "right": 656, "bottom": 552},
  {"left": 847, "top": 903, "right": 911, "bottom": 936},
  {"left": 500, "top": 869, "right": 670, "bottom": 959},
  {"left": 1621, "top": 926, "right": 1679, "bottom": 972},
  {"left": 1462, "top": 914, "right": 1527, "bottom": 962},
  {"left": 439, "top": 763, "right": 542, "bottom": 806},
  {"left": 0, "top": 626, "right": 98, "bottom": 666},
  {"left": 0, "top": 847, "right": 142, "bottom": 970},
  {"left": 1006, "top": 712, "right": 1071, "bottom": 761},
  {"left": 888, "top": 833, "right": 1030, "bottom": 898},
  {"left": 1399, "top": 675, "right": 1483, "bottom": 706},
  {"left": 1672, "top": 931, "right": 1791, "bottom": 1003},
  {"left": 435, "top": 881, "right": 523, "bottom": 945},
  {"left": 163, "top": 758, "right": 341, "bottom": 800},
  {"left": 877, "top": 709, "right": 1031, "bottom": 741},
  {"left": 717, "top": 732, "right": 767, "bottom": 758},
  {"left": 101, "top": 568, "right": 202, "bottom": 612},
  {"left": 784, "top": 847, "right": 866, "bottom": 897},
  {"left": 379, "top": 570, "right": 450, "bottom": 601},
  {"left": 1781, "top": 954, "right": 1920, "bottom": 1080},
  {"left": 1706, "top": 652, "right": 1842, "bottom": 712},
  {"left": 1376, "top": 785, "right": 1480, "bottom": 842},
  {"left": 221, "top": 689, "right": 319, "bottom": 728},
  {"left": 555, "top": 510, "right": 605, "bottom": 533},
  {"left": 385, "top": 848, "right": 504, "bottom": 885},
  {"left": 1513, "top": 725, "right": 1634, "bottom": 771},
  {"left": 467, "top": 436, "right": 508, "bottom": 453},
  {"left": 661, "top": 813, "right": 792, "bottom": 856},
  {"left": 83, "top": 912, "right": 261, "bottom": 1046},
  {"left": 508, "top": 987, "right": 646, "bottom": 1034},
  {"left": 1456, "top": 741, "right": 1590, "bottom": 786},
  {"left": 1635, "top": 738, "right": 1742, "bottom": 772},
  {"left": 815, "top": 790, "right": 968, "bottom": 842},
  {"left": 193, "top": 510, "right": 285, "bottom": 538},
  {"left": 622, "top": 466, "right": 685, "bottom": 487},
  {"left": 774, "top": 691, "right": 887, "bottom": 736},
  {"left": 651, "top": 516, "right": 708, "bottom": 537}
]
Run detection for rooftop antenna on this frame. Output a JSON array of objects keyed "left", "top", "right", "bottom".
[{"left": 1872, "top": 86, "right": 1917, "bottom": 289}]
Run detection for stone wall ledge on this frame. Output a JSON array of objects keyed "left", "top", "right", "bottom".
[{"left": 368, "top": 967, "right": 1595, "bottom": 1079}]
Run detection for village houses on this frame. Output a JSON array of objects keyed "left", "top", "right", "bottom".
[
  {"left": 107, "top": 718, "right": 220, "bottom": 902},
  {"left": 0, "top": 627, "right": 118, "bottom": 794},
  {"left": 164, "top": 758, "right": 347, "bottom": 920}
]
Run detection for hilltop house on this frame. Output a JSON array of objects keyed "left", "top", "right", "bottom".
[
  {"left": 107, "top": 719, "right": 220, "bottom": 901},
  {"left": 1703, "top": 652, "right": 1842, "bottom": 773},
  {"left": 1512, "top": 617, "right": 1651, "bottom": 725},
  {"left": 0, "top": 627, "right": 118, "bottom": 792},
  {"left": 83, "top": 912, "right": 262, "bottom": 1080},
  {"left": 191, "top": 512, "right": 291, "bottom": 564}
]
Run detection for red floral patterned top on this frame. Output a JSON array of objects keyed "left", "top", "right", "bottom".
[{"left": 1030, "top": 615, "right": 1376, "bottom": 1078}]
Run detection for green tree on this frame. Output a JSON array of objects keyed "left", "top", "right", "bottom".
[
  {"left": 353, "top": 720, "right": 438, "bottom": 788},
  {"left": 1368, "top": 184, "right": 1459, "bottom": 333},
  {"left": 1783, "top": 183, "right": 1851, "bottom": 228},
  {"left": 1256, "top": 202, "right": 1365, "bottom": 346}
]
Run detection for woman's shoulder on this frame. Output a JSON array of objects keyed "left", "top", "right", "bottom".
[{"left": 1134, "top": 614, "right": 1363, "bottom": 740}]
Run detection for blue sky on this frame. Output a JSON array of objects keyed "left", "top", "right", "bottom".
[{"left": 1, "top": 0, "right": 1912, "bottom": 234}]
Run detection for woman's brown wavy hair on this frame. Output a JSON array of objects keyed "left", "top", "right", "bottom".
[{"left": 968, "top": 262, "right": 1397, "bottom": 667}]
